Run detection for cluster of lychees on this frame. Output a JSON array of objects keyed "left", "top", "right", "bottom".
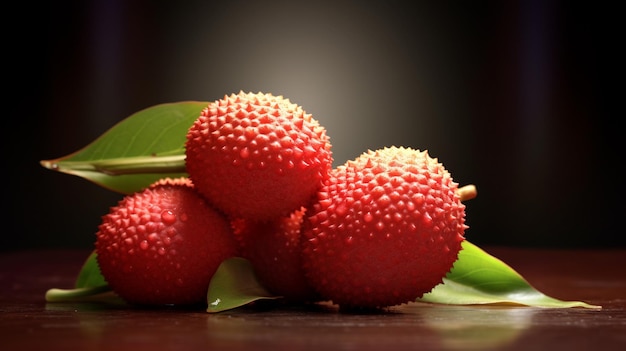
[{"left": 95, "top": 91, "right": 468, "bottom": 309}]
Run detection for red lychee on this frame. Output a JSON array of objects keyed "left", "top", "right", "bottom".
[
  {"left": 95, "top": 177, "right": 238, "bottom": 306},
  {"left": 301, "top": 146, "right": 467, "bottom": 309},
  {"left": 185, "top": 91, "right": 333, "bottom": 221},
  {"left": 231, "top": 207, "right": 319, "bottom": 303}
]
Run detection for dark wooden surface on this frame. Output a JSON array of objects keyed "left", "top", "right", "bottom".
[{"left": 1, "top": 247, "right": 625, "bottom": 350}]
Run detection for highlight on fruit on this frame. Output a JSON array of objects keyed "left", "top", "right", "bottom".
[{"left": 40, "top": 91, "right": 601, "bottom": 312}]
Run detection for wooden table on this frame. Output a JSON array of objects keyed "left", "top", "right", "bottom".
[{"left": 1, "top": 247, "right": 625, "bottom": 350}]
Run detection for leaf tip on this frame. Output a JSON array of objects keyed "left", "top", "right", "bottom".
[
  {"left": 40, "top": 159, "right": 59, "bottom": 171},
  {"left": 576, "top": 302, "right": 603, "bottom": 309}
]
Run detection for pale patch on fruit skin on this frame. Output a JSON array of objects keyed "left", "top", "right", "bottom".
[
  {"left": 95, "top": 177, "right": 239, "bottom": 306},
  {"left": 302, "top": 147, "right": 467, "bottom": 309},
  {"left": 185, "top": 91, "right": 333, "bottom": 221}
]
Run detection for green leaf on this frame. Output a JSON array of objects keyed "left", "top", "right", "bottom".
[
  {"left": 40, "top": 101, "right": 208, "bottom": 194},
  {"left": 418, "top": 241, "right": 601, "bottom": 309},
  {"left": 207, "top": 257, "right": 281, "bottom": 313},
  {"left": 74, "top": 251, "right": 107, "bottom": 288},
  {"left": 45, "top": 251, "right": 116, "bottom": 303}
]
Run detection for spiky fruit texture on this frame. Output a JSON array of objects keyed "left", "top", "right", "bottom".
[
  {"left": 231, "top": 207, "right": 319, "bottom": 302},
  {"left": 95, "top": 177, "right": 238, "bottom": 305},
  {"left": 185, "top": 91, "right": 333, "bottom": 221},
  {"left": 302, "top": 146, "right": 467, "bottom": 309}
]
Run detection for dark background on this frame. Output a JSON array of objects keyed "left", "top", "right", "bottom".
[{"left": 5, "top": 0, "right": 622, "bottom": 252}]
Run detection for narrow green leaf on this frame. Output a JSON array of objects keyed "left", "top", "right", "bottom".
[
  {"left": 418, "top": 241, "right": 601, "bottom": 309},
  {"left": 207, "top": 257, "right": 281, "bottom": 313},
  {"left": 40, "top": 101, "right": 208, "bottom": 194}
]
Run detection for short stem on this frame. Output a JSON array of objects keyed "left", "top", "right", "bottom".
[
  {"left": 457, "top": 184, "right": 477, "bottom": 202},
  {"left": 45, "top": 285, "right": 113, "bottom": 302}
]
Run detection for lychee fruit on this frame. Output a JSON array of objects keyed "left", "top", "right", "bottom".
[
  {"left": 301, "top": 146, "right": 467, "bottom": 309},
  {"left": 185, "top": 91, "right": 332, "bottom": 221},
  {"left": 95, "top": 177, "right": 238, "bottom": 306},
  {"left": 231, "top": 207, "right": 320, "bottom": 303}
]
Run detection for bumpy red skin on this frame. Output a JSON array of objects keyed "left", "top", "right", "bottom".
[
  {"left": 185, "top": 91, "right": 333, "bottom": 221},
  {"left": 302, "top": 147, "right": 467, "bottom": 309},
  {"left": 95, "top": 178, "right": 238, "bottom": 306},
  {"left": 232, "top": 207, "right": 320, "bottom": 302}
]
